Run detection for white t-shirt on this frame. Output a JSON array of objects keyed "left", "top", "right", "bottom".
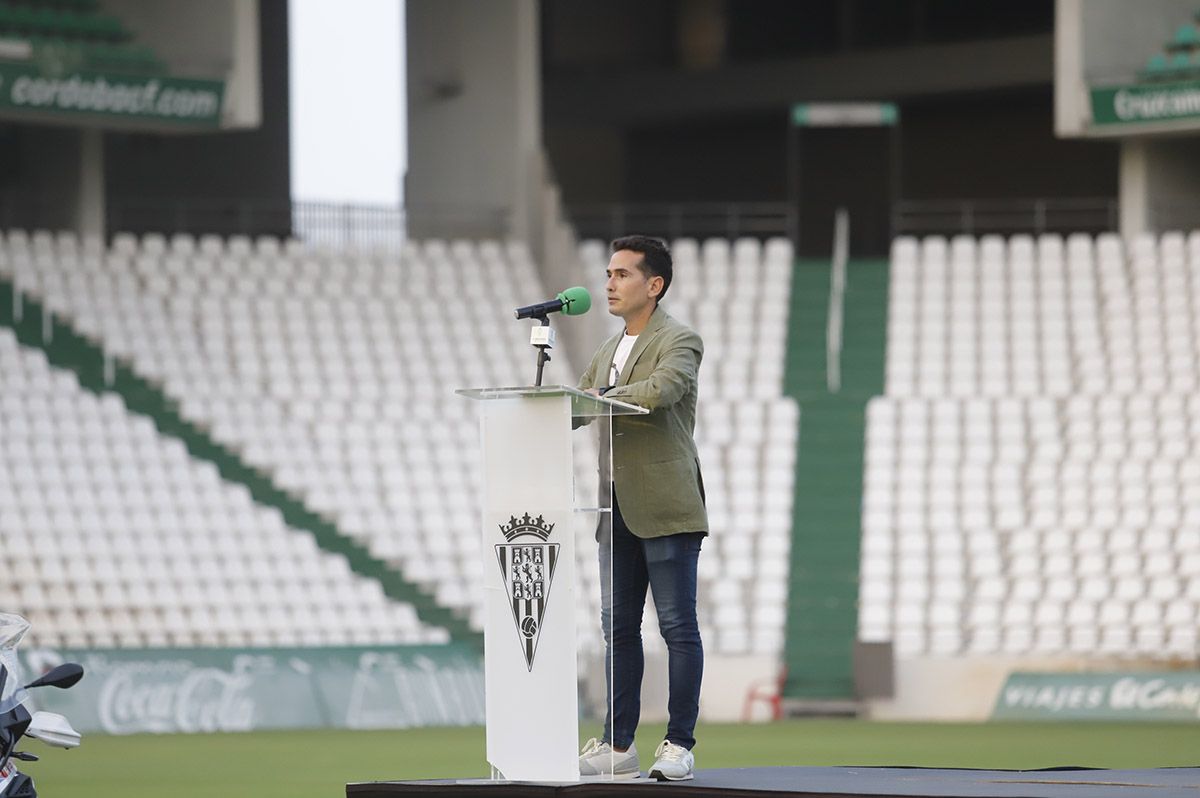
[{"left": 609, "top": 334, "right": 638, "bottom": 385}]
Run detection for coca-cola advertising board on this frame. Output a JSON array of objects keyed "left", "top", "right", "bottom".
[{"left": 16, "top": 644, "right": 484, "bottom": 734}]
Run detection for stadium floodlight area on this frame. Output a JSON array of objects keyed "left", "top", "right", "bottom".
[
  {"left": 0, "top": 327, "right": 441, "bottom": 650},
  {"left": 860, "top": 232, "right": 1200, "bottom": 660},
  {"left": 1, "top": 229, "right": 797, "bottom": 658}
]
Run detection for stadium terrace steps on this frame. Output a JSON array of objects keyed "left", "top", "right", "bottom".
[
  {"left": 782, "top": 258, "right": 831, "bottom": 396},
  {"left": 838, "top": 259, "right": 889, "bottom": 398},
  {"left": 0, "top": 276, "right": 479, "bottom": 647},
  {"left": 783, "top": 259, "right": 890, "bottom": 700}
]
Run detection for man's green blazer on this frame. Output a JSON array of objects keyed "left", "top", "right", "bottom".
[{"left": 577, "top": 305, "right": 708, "bottom": 539}]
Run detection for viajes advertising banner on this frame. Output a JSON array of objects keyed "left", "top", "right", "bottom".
[
  {"left": 1091, "top": 81, "right": 1200, "bottom": 128},
  {"left": 17, "top": 644, "right": 485, "bottom": 734},
  {"left": 993, "top": 671, "right": 1200, "bottom": 721},
  {"left": 0, "top": 64, "right": 224, "bottom": 127}
]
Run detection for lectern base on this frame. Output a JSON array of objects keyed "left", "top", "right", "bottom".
[{"left": 347, "top": 766, "right": 1200, "bottom": 798}]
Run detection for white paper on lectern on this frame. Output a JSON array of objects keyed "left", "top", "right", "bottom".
[{"left": 478, "top": 393, "right": 579, "bottom": 782}]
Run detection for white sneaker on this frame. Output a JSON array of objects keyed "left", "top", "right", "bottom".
[
  {"left": 649, "top": 740, "right": 694, "bottom": 781},
  {"left": 578, "top": 738, "right": 640, "bottom": 780}
]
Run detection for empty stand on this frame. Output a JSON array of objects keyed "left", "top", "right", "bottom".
[
  {"left": 862, "top": 233, "right": 1200, "bottom": 660},
  {"left": 3, "top": 230, "right": 799, "bottom": 657},
  {"left": 0, "top": 327, "right": 442, "bottom": 649}
]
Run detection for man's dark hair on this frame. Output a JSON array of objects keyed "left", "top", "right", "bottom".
[{"left": 611, "top": 235, "right": 672, "bottom": 303}]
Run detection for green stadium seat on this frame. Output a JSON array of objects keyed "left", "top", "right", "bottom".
[
  {"left": 124, "top": 42, "right": 164, "bottom": 72},
  {"left": 1168, "top": 22, "right": 1200, "bottom": 51},
  {"left": 31, "top": 7, "right": 65, "bottom": 37},
  {"left": 0, "top": 5, "right": 36, "bottom": 34},
  {"left": 0, "top": 1, "right": 132, "bottom": 43},
  {"left": 1137, "top": 50, "right": 1200, "bottom": 82},
  {"left": 1142, "top": 52, "right": 1170, "bottom": 79},
  {"left": 79, "top": 41, "right": 161, "bottom": 74},
  {"left": 93, "top": 13, "right": 130, "bottom": 42},
  {"left": 0, "top": 2, "right": 162, "bottom": 73}
]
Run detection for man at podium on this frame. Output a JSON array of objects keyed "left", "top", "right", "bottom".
[{"left": 576, "top": 235, "right": 708, "bottom": 782}]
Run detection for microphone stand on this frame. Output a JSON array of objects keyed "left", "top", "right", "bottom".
[{"left": 530, "top": 315, "right": 553, "bottom": 387}]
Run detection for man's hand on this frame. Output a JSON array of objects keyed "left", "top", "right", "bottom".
[{"left": 584, "top": 388, "right": 601, "bottom": 397}]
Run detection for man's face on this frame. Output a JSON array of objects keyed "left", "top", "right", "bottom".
[{"left": 606, "top": 249, "right": 662, "bottom": 319}]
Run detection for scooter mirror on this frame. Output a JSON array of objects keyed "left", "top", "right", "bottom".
[{"left": 24, "top": 663, "right": 84, "bottom": 690}]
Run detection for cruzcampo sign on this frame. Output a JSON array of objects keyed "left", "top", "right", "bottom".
[
  {"left": 0, "top": 63, "right": 224, "bottom": 128},
  {"left": 18, "top": 644, "right": 484, "bottom": 734},
  {"left": 1090, "top": 80, "right": 1200, "bottom": 128},
  {"left": 993, "top": 671, "right": 1200, "bottom": 721}
]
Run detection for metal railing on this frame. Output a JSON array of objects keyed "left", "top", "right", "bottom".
[
  {"left": 892, "top": 197, "right": 1119, "bottom": 236},
  {"left": 826, "top": 208, "right": 849, "bottom": 395},
  {"left": 292, "top": 202, "right": 407, "bottom": 250},
  {"left": 8, "top": 193, "right": 1200, "bottom": 249},
  {"left": 1148, "top": 203, "right": 1200, "bottom": 234},
  {"left": 106, "top": 199, "right": 509, "bottom": 250},
  {"left": 108, "top": 197, "right": 294, "bottom": 240},
  {"left": 0, "top": 191, "right": 76, "bottom": 233},
  {"left": 566, "top": 201, "right": 796, "bottom": 242},
  {"left": 569, "top": 198, "right": 1133, "bottom": 243}
]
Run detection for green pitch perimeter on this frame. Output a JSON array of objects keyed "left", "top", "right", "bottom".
[{"left": 27, "top": 721, "right": 1199, "bottom": 798}]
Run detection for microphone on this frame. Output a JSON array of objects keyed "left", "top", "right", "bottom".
[{"left": 514, "top": 286, "right": 592, "bottom": 320}]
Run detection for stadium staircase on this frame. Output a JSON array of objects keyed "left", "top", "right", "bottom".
[
  {"left": 782, "top": 257, "right": 889, "bottom": 702},
  {"left": 0, "top": 273, "right": 478, "bottom": 646}
]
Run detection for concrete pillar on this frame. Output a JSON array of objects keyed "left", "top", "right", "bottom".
[
  {"left": 1119, "top": 139, "right": 1149, "bottom": 239},
  {"left": 405, "top": 0, "right": 599, "bottom": 373},
  {"left": 1120, "top": 136, "right": 1200, "bottom": 238},
  {"left": 77, "top": 128, "right": 105, "bottom": 240},
  {"left": 405, "top": 0, "right": 541, "bottom": 241}
]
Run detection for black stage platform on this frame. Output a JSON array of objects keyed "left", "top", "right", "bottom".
[{"left": 347, "top": 767, "right": 1200, "bottom": 798}]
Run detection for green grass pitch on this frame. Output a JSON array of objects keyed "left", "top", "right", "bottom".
[{"left": 25, "top": 720, "right": 1199, "bottom": 798}]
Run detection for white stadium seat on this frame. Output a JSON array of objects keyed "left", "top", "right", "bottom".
[
  {"left": 5, "top": 231, "right": 798, "bottom": 657},
  {"left": 863, "top": 232, "right": 1200, "bottom": 660}
]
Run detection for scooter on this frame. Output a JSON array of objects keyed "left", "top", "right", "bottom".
[{"left": 0, "top": 614, "right": 84, "bottom": 798}]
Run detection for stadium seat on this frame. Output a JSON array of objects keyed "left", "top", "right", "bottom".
[
  {"left": 862, "top": 232, "right": 1200, "bottom": 659},
  {"left": 6, "top": 230, "right": 798, "bottom": 658},
  {"left": 0, "top": 327, "right": 440, "bottom": 648}
]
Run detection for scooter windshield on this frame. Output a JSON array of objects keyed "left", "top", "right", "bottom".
[{"left": 0, "top": 613, "right": 31, "bottom": 714}]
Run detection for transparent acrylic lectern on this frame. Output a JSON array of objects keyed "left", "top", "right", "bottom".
[{"left": 457, "top": 385, "right": 648, "bottom": 782}]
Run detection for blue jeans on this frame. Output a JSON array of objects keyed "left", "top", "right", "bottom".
[{"left": 599, "top": 492, "right": 704, "bottom": 751}]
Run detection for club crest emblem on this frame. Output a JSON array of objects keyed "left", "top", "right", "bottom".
[{"left": 495, "top": 512, "right": 559, "bottom": 671}]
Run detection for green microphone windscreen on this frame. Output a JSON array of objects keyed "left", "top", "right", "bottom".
[{"left": 557, "top": 286, "right": 592, "bottom": 316}]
